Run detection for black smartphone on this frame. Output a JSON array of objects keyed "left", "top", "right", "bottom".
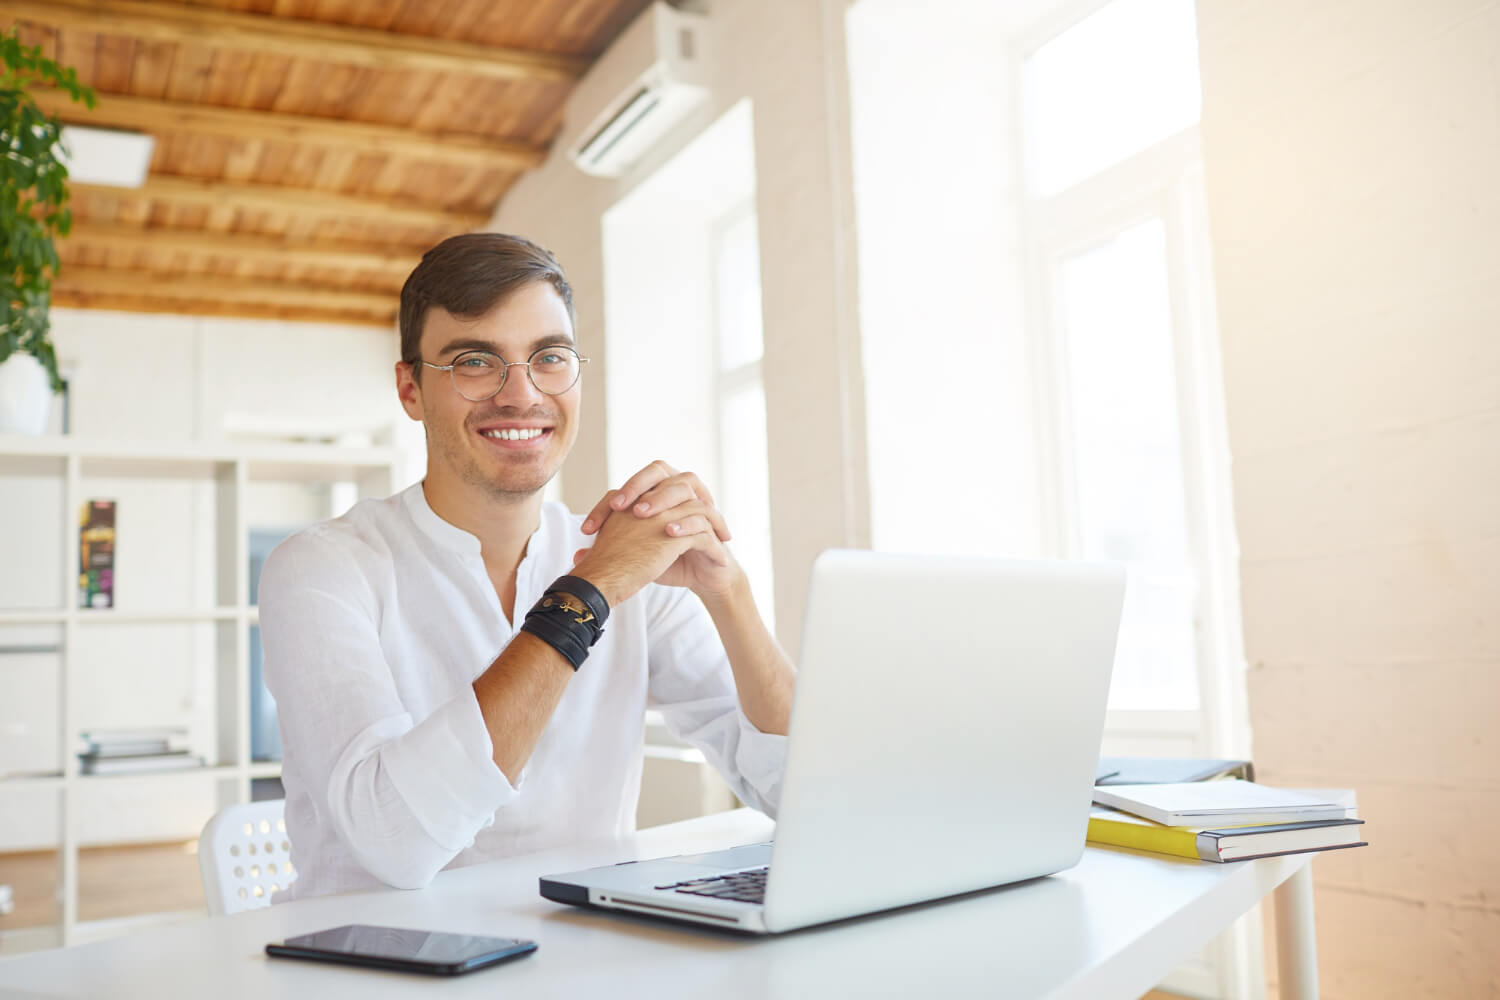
[{"left": 265, "top": 924, "right": 537, "bottom": 976}]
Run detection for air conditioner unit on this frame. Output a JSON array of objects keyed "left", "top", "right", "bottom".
[{"left": 567, "top": 2, "right": 711, "bottom": 179}]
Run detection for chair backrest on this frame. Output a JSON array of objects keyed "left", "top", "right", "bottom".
[{"left": 198, "top": 799, "right": 296, "bottom": 916}]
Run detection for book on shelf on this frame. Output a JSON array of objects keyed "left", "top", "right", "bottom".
[
  {"left": 78, "top": 752, "right": 206, "bottom": 776},
  {"left": 77, "top": 727, "right": 196, "bottom": 772},
  {"left": 79, "top": 727, "right": 189, "bottom": 757},
  {"left": 1096, "top": 756, "right": 1254, "bottom": 786},
  {"left": 78, "top": 499, "right": 116, "bottom": 609},
  {"left": 1087, "top": 806, "right": 1367, "bottom": 862},
  {"left": 1091, "top": 779, "right": 1351, "bottom": 828}
]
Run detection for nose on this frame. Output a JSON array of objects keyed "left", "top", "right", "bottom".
[{"left": 492, "top": 361, "right": 542, "bottom": 404}]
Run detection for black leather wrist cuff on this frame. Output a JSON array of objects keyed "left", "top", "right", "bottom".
[
  {"left": 520, "top": 612, "right": 591, "bottom": 670},
  {"left": 550, "top": 574, "right": 610, "bottom": 627},
  {"left": 519, "top": 575, "right": 612, "bottom": 671}
]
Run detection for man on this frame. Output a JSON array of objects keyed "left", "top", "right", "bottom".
[{"left": 259, "top": 233, "right": 795, "bottom": 900}]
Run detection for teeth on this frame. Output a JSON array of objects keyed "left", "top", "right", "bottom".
[{"left": 483, "top": 428, "right": 545, "bottom": 441}]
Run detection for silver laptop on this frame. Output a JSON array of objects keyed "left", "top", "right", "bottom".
[{"left": 539, "top": 549, "right": 1125, "bottom": 934}]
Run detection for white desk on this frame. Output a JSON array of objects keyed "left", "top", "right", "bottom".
[{"left": 0, "top": 809, "right": 1318, "bottom": 999}]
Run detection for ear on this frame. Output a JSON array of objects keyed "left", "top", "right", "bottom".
[{"left": 395, "top": 361, "right": 424, "bottom": 422}]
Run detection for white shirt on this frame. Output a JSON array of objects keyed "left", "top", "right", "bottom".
[{"left": 258, "top": 483, "right": 786, "bottom": 900}]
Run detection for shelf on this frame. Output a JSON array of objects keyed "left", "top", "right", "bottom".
[
  {"left": 0, "top": 611, "right": 67, "bottom": 626},
  {"left": 0, "top": 773, "right": 65, "bottom": 791},
  {"left": 0, "top": 431, "right": 399, "bottom": 948},
  {"left": 0, "top": 765, "right": 279, "bottom": 789},
  {"left": 0, "top": 609, "right": 248, "bottom": 626},
  {"left": 0, "top": 435, "right": 399, "bottom": 483},
  {"left": 72, "top": 608, "right": 244, "bottom": 625},
  {"left": 75, "top": 765, "right": 242, "bottom": 784},
  {"left": 245, "top": 444, "right": 399, "bottom": 484}
]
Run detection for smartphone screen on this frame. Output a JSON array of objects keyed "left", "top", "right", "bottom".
[{"left": 266, "top": 924, "right": 537, "bottom": 976}]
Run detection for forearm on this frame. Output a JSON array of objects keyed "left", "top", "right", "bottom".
[
  {"left": 699, "top": 574, "right": 796, "bottom": 735},
  {"left": 471, "top": 630, "right": 577, "bottom": 782}
]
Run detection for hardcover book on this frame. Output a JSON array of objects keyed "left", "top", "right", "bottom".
[
  {"left": 78, "top": 499, "right": 116, "bottom": 609},
  {"left": 1087, "top": 806, "right": 1367, "bottom": 862}
]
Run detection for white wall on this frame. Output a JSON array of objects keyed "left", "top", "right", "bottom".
[
  {"left": 50, "top": 308, "right": 411, "bottom": 445},
  {"left": 489, "top": 0, "right": 871, "bottom": 650},
  {"left": 845, "top": 0, "right": 1044, "bottom": 560},
  {"left": 1195, "top": 0, "right": 1500, "bottom": 994},
  {"left": 0, "top": 307, "right": 415, "bottom": 849}
]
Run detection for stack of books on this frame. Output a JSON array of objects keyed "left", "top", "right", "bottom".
[
  {"left": 1088, "top": 769, "right": 1367, "bottom": 863},
  {"left": 77, "top": 728, "right": 205, "bottom": 776}
]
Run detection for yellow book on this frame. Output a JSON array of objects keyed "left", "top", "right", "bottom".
[
  {"left": 1087, "top": 806, "right": 1366, "bottom": 863},
  {"left": 1089, "top": 807, "right": 1203, "bottom": 860}
]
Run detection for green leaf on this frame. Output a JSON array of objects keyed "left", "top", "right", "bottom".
[{"left": 0, "top": 26, "right": 86, "bottom": 392}]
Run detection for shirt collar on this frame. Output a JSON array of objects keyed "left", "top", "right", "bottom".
[
  {"left": 400, "top": 483, "right": 558, "bottom": 583},
  {"left": 401, "top": 481, "right": 483, "bottom": 556}
]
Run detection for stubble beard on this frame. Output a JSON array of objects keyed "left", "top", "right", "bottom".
[{"left": 427, "top": 411, "right": 560, "bottom": 506}]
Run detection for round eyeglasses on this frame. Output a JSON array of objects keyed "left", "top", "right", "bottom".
[{"left": 421, "top": 345, "right": 588, "bottom": 401}]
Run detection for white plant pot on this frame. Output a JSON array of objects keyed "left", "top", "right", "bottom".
[{"left": 0, "top": 353, "right": 56, "bottom": 435}]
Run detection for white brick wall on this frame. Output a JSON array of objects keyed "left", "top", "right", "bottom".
[{"left": 1196, "top": 0, "right": 1500, "bottom": 994}]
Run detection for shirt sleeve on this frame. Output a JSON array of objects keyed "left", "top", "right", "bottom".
[
  {"left": 642, "top": 585, "right": 788, "bottom": 817},
  {"left": 258, "top": 530, "right": 515, "bottom": 890}
]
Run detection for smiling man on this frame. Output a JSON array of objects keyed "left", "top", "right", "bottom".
[{"left": 258, "top": 233, "right": 795, "bottom": 900}]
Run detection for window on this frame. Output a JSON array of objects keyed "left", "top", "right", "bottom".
[
  {"left": 1017, "top": 0, "right": 1244, "bottom": 722},
  {"left": 848, "top": 0, "right": 1241, "bottom": 719},
  {"left": 712, "top": 207, "right": 776, "bottom": 629},
  {"left": 1018, "top": 5, "right": 1255, "bottom": 992},
  {"left": 601, "top": 100, "right": 774, "bottom": 627},
  {"left": 1052, "top": 218, "right": 1203, "bottom": 709},
  {"left": 1025, "top": 0, "right": 1203, "bottom": 198},
  {"left": 847, "top": 1, "right": 1254, "bottom": 991}
]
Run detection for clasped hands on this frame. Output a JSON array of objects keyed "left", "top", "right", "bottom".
[{"left": 571, "top": 461, "right": 743, "bottom": 608}]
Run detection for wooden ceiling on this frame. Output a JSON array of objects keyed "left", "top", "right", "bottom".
[{"left": 4, "top": 0, "right": 651, "bottom": 326}]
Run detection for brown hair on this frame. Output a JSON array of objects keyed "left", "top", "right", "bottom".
[{"left": 398, "top": 233, "right": 575, "bottom": 378}]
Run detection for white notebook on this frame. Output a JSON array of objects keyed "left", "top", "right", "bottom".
[{"left": 1091, "top": 779, "right": 1349, "bottom": 828}]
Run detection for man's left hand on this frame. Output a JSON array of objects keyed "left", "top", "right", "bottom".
[{"left": 579, "top": 461, "right": 741, "bottom": 601}]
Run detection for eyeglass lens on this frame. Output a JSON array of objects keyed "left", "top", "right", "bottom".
[{"left": 449, "top": 347, "right": 581, "bottom": 400}]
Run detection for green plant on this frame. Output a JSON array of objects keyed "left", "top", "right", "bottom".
[{"left": 1, "top": 28, "right": 95, "bottom": 393}]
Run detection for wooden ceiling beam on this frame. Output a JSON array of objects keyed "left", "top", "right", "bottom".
[
  {"left": 33, "top": 88, "right": 546, "bottom": 172},
  {"left": 52, "top": 267, "right": 398, "bottom": 316},
  {"left": 50, "top": 292, "right": 392, "bottom": 326},
  {"left": 2, "top": 0, "right": 585, "bottom": 83},
  {"left": 64, "top": 222, "right": 420, "bottom": 277},
  {"left": 72, "top": 174, "right": 489, "bottom": 229}
]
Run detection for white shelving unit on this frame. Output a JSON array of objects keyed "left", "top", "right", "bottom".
[{"left": 0, "top": 434, "right": 399, "bottom": 948}]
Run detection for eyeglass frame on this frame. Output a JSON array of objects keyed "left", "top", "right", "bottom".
[{"left": 419, "top": 345, "right": 590, "bottom": 400}]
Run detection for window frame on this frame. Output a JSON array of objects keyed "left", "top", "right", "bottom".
[
  {"left": 1014, "top": 23, "right": 1248, "bottom": 758},
  {"left": 708, "top": 197, "right": 776, "bottom": 631},
  {"left": 1010, "top": 8, "right": 1258, "bottom": 997}
]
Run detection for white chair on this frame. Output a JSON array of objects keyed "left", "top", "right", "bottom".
[{"left": 198, "top": 799, "right": 296, "bottom": 916}]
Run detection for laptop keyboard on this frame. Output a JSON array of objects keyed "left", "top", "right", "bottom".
[{"left": 654, "top": 867, "right": 769, "bottom": 904}]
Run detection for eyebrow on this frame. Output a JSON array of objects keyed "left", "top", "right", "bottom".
[{"left": 435, "top": 333, "right": 577, "bottom": 358}]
